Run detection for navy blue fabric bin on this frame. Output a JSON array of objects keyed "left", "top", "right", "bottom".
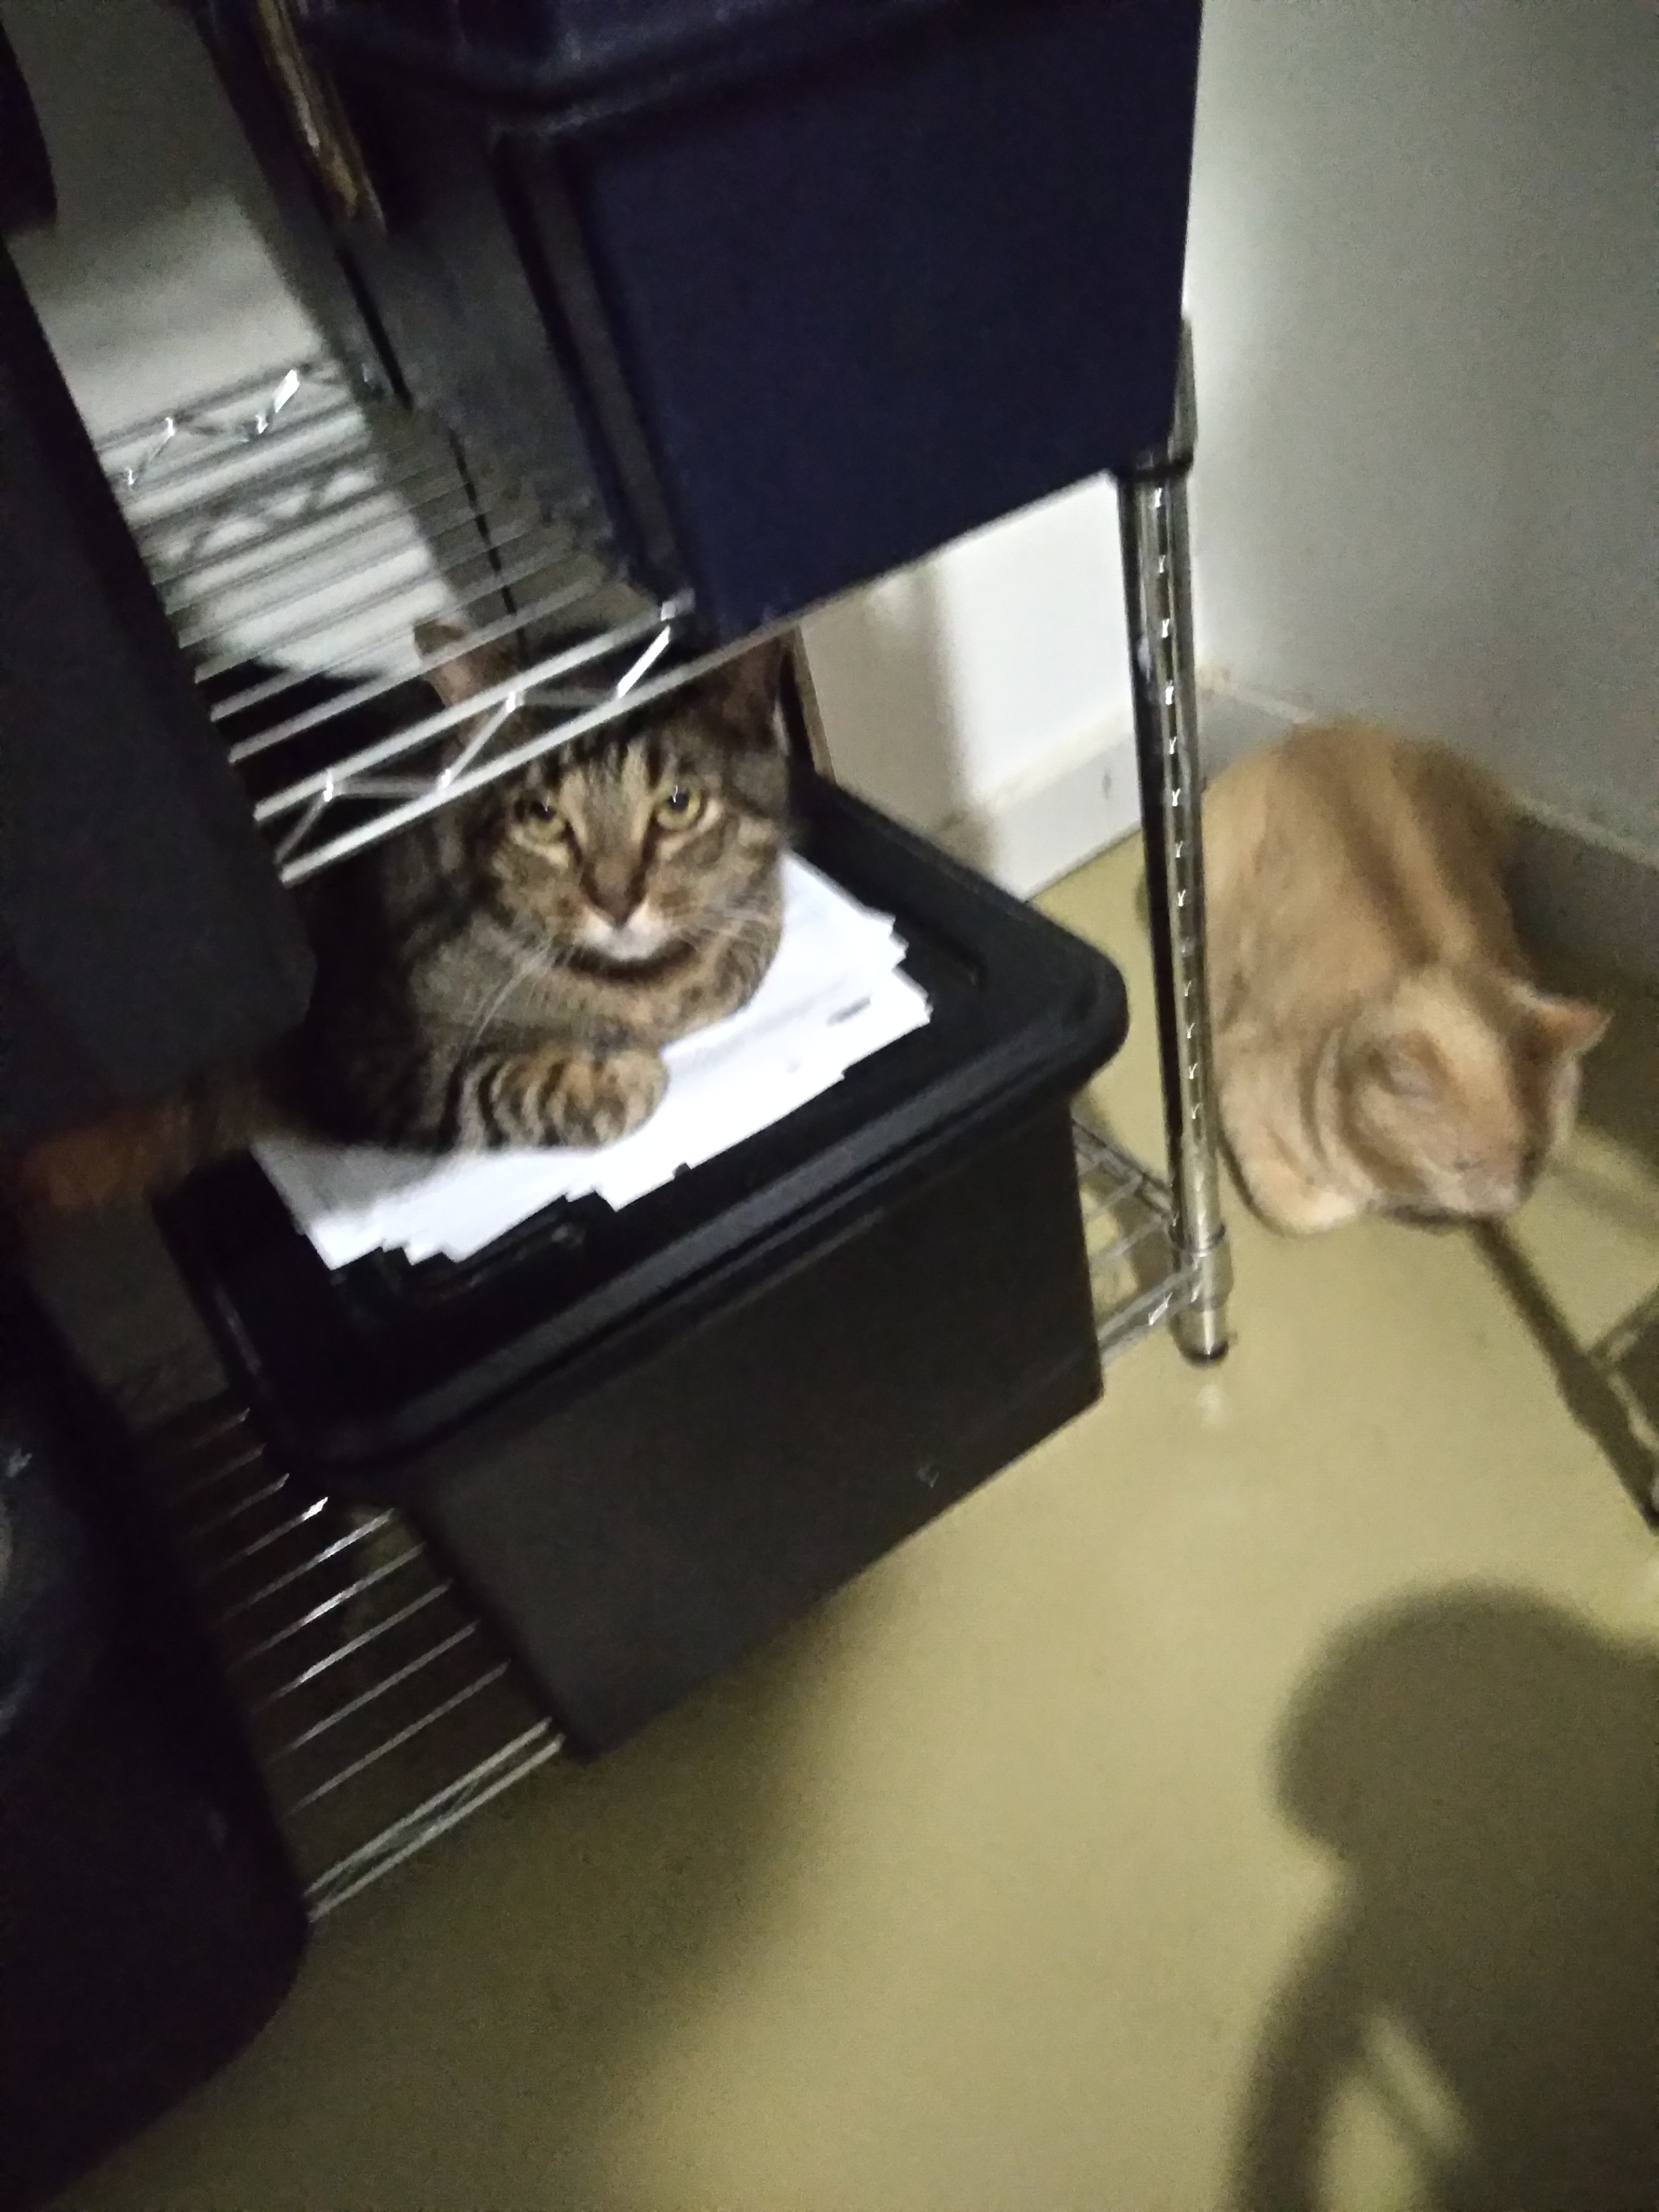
[{"left": 217, "top": 0, "right": 1203, "bottom": 640}]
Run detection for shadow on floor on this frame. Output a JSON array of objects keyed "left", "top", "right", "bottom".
[
  {"left": 1233, "top": 1590, "right": 1659, "bottom": 2212},
  {"left": 66, "top": 1590, "right": 841, "bottom": 2212},
  {"left": 1542, "top": 956, "right": 1659, "bottom": 1181},
  {"left": 1472, "top": 1223, "right": 1658, "bottom": 1526}
]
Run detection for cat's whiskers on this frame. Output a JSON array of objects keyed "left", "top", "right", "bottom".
[
  {"left": 302, "top": 632, "right": 792, "bottom": 1151},
  {"left": 459, "top": 937, "right": 570, "bottom": 1058},
  {"left": 665, "top": 890, "right": 781, "bottom": 950}
]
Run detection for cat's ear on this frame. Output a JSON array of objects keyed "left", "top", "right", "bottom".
[
  {"left": 414, "top": 619, "right": 520, "bottom": 709},
  {"left": 697, "top": 638, "right": 787, "bottom": 731},
  {"left": 1520, "top": 988, "right": 1610, "bottom": 1063}
]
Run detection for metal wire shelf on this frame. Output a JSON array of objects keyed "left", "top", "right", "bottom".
[
  {"left": 84, "top": 347, "right": 1210, "bottom": 1912},
  {"left": 100, "top": 357, "right": 694, "bottom": 884},
  {"left": 98, "top": 353, "right": 1203, "bottom": 1347},
  {"left": 1073, "top": 1115, "right": 1201, "bottom": 1361},
  {"left": 134, "top": 1392, "right": 563, "bottom": 1918}
]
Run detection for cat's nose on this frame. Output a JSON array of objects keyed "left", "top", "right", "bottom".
[{"left": 586, "top": 872, "right": 638, "bottom": 926}]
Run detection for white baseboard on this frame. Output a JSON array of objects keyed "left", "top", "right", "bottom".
[
  {"left": 933, "top": 723, "right": 1141, "bottom": 899},
  {"left": 928, "top": 680, "right": 1297, "bottom": 899},
  {"left": 931, "top": 682, "right": 1658, "bottom": 991}
]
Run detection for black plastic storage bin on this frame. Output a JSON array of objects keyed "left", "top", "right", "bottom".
[
  {"left": 196, "top": 0, "right": 1204, "bottom": 639},
  {"left": 160, "top": 780, "right": 1127, "bottom": 1752},
  {"left": 0, "top": 1280, "right": 307, "bottom": 2212}
]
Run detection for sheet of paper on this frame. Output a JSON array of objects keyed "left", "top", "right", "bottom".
[{"left": 257, "top": 855, "right": 931, "bottom": 1268}]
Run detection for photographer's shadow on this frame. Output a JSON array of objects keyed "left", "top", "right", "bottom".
[{"left": 1234, "top": 1591, "right": 1657, "bottom": 2212}]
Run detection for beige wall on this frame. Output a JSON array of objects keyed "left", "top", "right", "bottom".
[{"left": 1187, "top": 0, "right": 1656, "bottom": 862}]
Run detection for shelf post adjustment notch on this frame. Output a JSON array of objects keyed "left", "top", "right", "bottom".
[{"left": 1114, "top": 324, "right": 1232, "bottom": 1361}]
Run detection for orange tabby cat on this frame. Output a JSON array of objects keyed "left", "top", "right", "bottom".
[{"left": 1202, "top": 722, "right": 1607, "bottom": 1233}]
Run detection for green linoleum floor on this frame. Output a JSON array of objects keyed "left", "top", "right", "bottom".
[{"left": 57, "top": 835, "right": 1658, "bottom": 2212}]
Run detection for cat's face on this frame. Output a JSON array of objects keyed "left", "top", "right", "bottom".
[
  {"left": 1338, "top": 969, "right": 1608, "bottom": 1219},
  {"left": 423, "top": 630, "right": 790, "bottom": 965}
]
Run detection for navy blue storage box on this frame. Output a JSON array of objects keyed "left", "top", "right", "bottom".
[{"left": 201, "top": 0, "right": 1203, "bottom": 639}]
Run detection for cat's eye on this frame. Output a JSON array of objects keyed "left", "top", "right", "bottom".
[
  {"left": 517, "top": 794, "right": 567, "bottom": 838},
  {"left": 655, "top": 782, "right": 706, "bottom": 828}
]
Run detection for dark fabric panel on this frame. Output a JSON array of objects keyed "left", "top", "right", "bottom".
[
  {"left": 0, "top": 22, "right": 55, "bottom": 236},
  {"left": 0, "top": 243, "right": 311, "bottom": 1151},
  {"left": 304, "top": 0, "right": 1009, "bottom": 111},
  {"left": 0, "top": 1276, "right": 307, "bottom": 2211}
]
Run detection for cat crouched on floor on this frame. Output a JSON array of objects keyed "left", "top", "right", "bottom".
[
  {"left": 7, "top": 633, "right": 790, "bottom": 1227},
  {"left": 1203, "top": 722, "right": 1607, "bottom": 1234}
]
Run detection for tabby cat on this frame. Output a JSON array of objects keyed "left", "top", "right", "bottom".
[
  {"left": 294, "top": 625, "right": 791, "bottom": 1151},
  {"left": 1203, "top": 722, "right": 1608, "bottom": 1234},
  {"left": 7, "top": 633, "right": 790, "bottom": 1220}
]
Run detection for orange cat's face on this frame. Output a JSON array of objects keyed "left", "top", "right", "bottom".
[{"left": 1338, "top": 969, "right": 1608, "bottom": 1219}]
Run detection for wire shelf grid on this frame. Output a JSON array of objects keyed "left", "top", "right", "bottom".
[
  {"left": 101, "top": 357, "right": 693, "bottom": 884},
  {"left": 135, "top": 1394, "right": 563, "bottom": 1919}
]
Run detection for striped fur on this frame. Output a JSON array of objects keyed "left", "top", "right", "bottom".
[
  {"left": 291, "top": 634, "right": 791, "bottom": 1151},
  {"left": 7, "top": 639, "right": 790, "bottom": 1225}
]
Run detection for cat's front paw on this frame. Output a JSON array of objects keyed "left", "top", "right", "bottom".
[{"left": 552, "top": 1047, "right": 667, "bottom": 1147}]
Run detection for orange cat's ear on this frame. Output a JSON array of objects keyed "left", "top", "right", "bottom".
[
  {"left": 1523, "top": 991, "right": 1610, "bottom": 1062},
  {"left": 414, "top": 618, "right": 520, "bottom": 709}
]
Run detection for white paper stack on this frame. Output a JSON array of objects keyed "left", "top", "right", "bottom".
[{"left": 256, "top": 856, "right": 930, "bottom": 1269}]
